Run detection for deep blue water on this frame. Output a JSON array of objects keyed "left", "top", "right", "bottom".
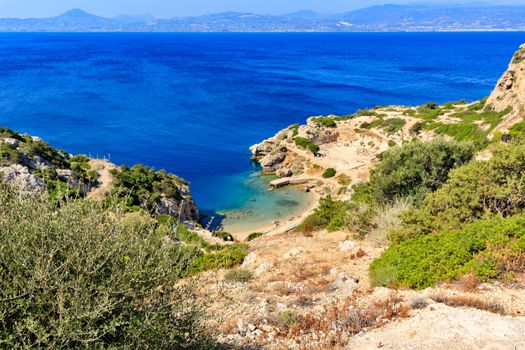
[{"left": 0, "top": 32, "right": 524, "bottom": 218}]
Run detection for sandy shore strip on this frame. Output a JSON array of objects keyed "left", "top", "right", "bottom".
[{"left": 224, "top": 190, "right": 320, "bottom": 241}]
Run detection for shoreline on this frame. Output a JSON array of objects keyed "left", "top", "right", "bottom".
[{"left": 222, "top": 189, "right": 320, "bottom": 241}]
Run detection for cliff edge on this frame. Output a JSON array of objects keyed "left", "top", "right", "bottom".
[{"left": 487, "top": 44, "right": 525, "bottom": 132}]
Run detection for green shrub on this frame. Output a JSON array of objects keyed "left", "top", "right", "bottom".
[
  {"left": 296, "top": 197, "right": 373, "bottom": 237},
  {"left": 388, "top": 140, "right": 397, "bottom": 147},
  {"left": 415, "top": 103, "right": 443, "bottom": 120},
  {"left": 277, "top": 309, "right": 299, "bottom": 330},
  {"left": 371, "top": 214, "right": 525, "bottom": 289},
  {"left": 0, "top": 143, "right": 22, "bottom": 166},
  {"left": 393, "top": 145, "right": 525, "bottom": 242},
  {"left": 322, "top": 168, "right": 337, "bottom": 178},
  {"left": 312, "top": 116, "right": 337, "bottom": 127},
  {"left": 0, "top": 186, "right": 214, "bottom": 348},
  {"left": 213, "top": 231, "right": 235, "bottom": 242},
  {"left": 246, "top": 232, "right": 264, "bottom": 242},
  {"left": 224, "top": 268, "right": 253, "bottom": 283},
  {"left": 294, "top": 137, "right": 319, "bottom": 154},
  {"left": 190, "top": 244, "right": 248, "bottom": 273},
  {"left": 111, "top": 164, "right": 187, "bottom": 212},
  {"left": 369, "top": 138, "right": 474, "bottom": 205},
  {"left": 360, "top": 119, "right": 383, "bottom": 130},
  {"left": 381, "top": 118, "right": 406, "bottom": 135}
]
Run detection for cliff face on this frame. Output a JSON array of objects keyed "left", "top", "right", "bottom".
[
  {"left": 0, "top": 127, "right": 199, "bottom": 222},
  {"left": 487, "top": 44, "right": 525, "bottom": 132}
]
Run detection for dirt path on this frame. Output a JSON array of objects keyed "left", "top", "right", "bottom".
[{"left": 86, "top": 159, "right": 116, "bottom": 200}]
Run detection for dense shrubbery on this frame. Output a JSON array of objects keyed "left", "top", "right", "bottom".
[
  {"left": 296, "top": 197, "right": 373, "bottom": 237},
  {"left": 294, "top": 136, "right": 320, "bottom": 154},
  {"left": 392, "top": 145, "right": 525, "bottom": 242},
  {"left": 371, "top": 214, "right": 525, "bottom": 289},
  {"left": 0, "top": 187, "right": 215, "bottom": 349},
  {"left": 297, "top": 139, "right": 473, "bottom": 237},
  {"left": 111, "top": 164, "right": 186, "bottom": 212},
  {"left": 368, "top": 138, "right": 474, "bottom": 204}
]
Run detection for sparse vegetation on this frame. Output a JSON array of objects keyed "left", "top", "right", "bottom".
[
  {"left": 224, "top": 268, "right": 253, "bottom": 283},
  {"left": 430, "top": 294, "right": 505, "bottom": 315}
]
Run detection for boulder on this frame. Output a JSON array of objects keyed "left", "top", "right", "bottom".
[
  {"left": 276, "top": 167, "right": 293, "bottom": 178},
  {"left": 0, "top": 164, "right": 44, "bottom": 192},
  {"left": 331, "top": 272, "right": 359, "bottom": 295},
  {"left": 338, "top": 240, "right": 356, "bottom": 252},
  {"left": 0, "top": 138, "right": 19, "bottom": 147},
  {"left": 259, "top": 153, "right": 285, "bottom": 172},
  {"left": 284, "top": 246, "right": 305, "bottom": 259},
  {"left": 250, "top": 140, "right": 277, "bottom": 157},
  {"left": 242, "top": 252, "right": 257, "bottom": 267}
]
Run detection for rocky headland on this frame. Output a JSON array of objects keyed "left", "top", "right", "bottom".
[
  {"left": 208, "top": 43, "right": 525, "bottom": 349},
  {"left": 0, "top": 127, "right": 199, "bottom": 222}
]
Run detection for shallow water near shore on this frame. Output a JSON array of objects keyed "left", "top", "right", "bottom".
[
  {"left": 215, "top": 171, "right": 315, "bottom": 234},
  {"left": 1, "top": 32, "right": 524, "bottom": 226}
]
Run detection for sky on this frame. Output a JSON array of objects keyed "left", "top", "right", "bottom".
[{"left": 1, "top": 0, "right": 524, "bottom": 18}]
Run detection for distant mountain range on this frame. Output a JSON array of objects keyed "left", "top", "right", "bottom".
[{"left": 2, "top": 5, "right": 525, "bottom": 32}]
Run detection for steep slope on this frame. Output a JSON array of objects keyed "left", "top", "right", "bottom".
[{"left": 488, "top": 44, "right": 525, "bottom": 133}]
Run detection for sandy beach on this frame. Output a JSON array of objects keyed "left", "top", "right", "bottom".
[{"left": 223, "top": 190, "right": 320, "bottom": 241}]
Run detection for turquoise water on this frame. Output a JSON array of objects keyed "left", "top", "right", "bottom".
[
  {"left": 0, "top": 32, "right": 524, "bottom": 227},
  {"left": 202, "top": 169, "right": 315, "bottom": 232}
]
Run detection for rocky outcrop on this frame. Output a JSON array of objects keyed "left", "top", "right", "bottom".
[
  {"left": 488, "top": 44, "right": 525, "bottom": 132},
  {"left": 0, "top": 127, "right": 199, "bottom": 223},
  {"left": 0, "top": 164, "right": 44, "bottom": 192},
  {"left": 156, "top": 194, "right": 199, "bottom": 222},
  {"left": 259, "top": 152, "right": 286, "bottom": 172}
]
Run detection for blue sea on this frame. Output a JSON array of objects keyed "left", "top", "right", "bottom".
[{"left": 0, "top": 32, "right": 523, "bottom": 231}]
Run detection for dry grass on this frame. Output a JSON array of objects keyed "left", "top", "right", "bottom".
[
  {"left": 281, "top": 295, "right": 411, "bottom": 346},
  {"left": 459, "top": 272, "right": 479, "bottom": 291},
  {"left": 369, "top": 198, "right": 412, "bottom": 246},
  {"left": 430, "top": 293, "right": 506, "bottom": 315},
  {"left": 350, "top": 248, "right": 367, "bottom": 259}
]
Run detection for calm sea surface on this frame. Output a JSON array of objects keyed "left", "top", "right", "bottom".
[{"left": 0, "top": 32, "right": 524, "bottom": 229}]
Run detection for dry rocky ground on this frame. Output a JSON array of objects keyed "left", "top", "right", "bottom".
[{"left": 205, "top": 228, "right": 525, "bottom": 349}]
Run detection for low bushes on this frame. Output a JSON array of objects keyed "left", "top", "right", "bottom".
[
  {"left": 370, "top": 214, "right": 525, "bottom": 289},
  {"left": 246, "top": 232, "right": 264, "bottom": 241},
  {"left": 294, "top": 137, "right": 319, "bottom": 154},
  {"left": 224, "top": 268, "right": 253, "bottom": 283},
  {"left": 110, "top": 164, "right": 186, "bottom": 212},
  {"left": 322, "top": 168, "right": 336, "bottom": 178}
]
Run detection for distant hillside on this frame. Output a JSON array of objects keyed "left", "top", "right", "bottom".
[{"left": 2, "top": 5, "right": 525, "bottom": 32}]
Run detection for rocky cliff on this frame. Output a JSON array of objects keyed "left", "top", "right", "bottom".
[
  {"left": 0, "top": 127, "right": 199, "bottom": 222},
  {"left": 487, "top": 44, "right": 525, "bottom": 132}
]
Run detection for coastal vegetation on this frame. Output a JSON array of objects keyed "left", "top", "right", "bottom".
[
  {"left": 109, "top": 164, "right": 187, "bottom": 212},
  {"left": 294, "top": 136, "right": 320, "bottom": 154},
  {"left": 0, "top": 187, "right": 216, "bottom": 349}
]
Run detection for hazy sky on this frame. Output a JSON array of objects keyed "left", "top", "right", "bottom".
[{"left": 1, "top": 0, "right": 524, "bottom": 18}]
